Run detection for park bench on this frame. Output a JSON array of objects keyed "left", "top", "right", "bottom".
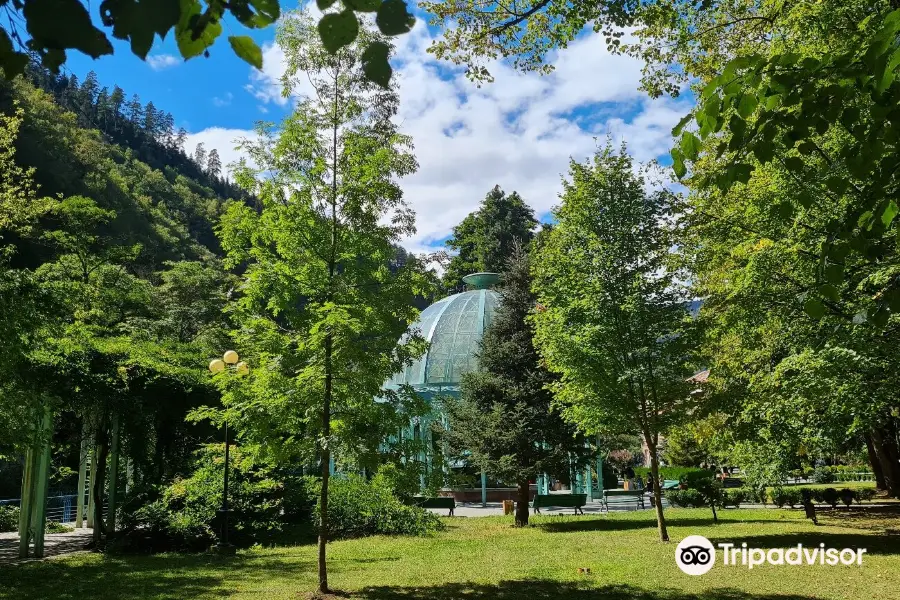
[
  {"left": 410, "top": 496, "right": 455, "bottom": 516},
  {"left": 600, "top": 489, "right": 645, "bottom": 512},
  {"left": 661, "top": 479, "right": 680, "bottom": 490},
  {"left": 532, "top": 493, "right": 587, "bottom": 515}
]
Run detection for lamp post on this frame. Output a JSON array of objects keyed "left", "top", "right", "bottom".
[{"left": 209, "top": 350, "right": 249, "bottom": 555}]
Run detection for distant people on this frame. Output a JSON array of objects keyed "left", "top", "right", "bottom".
[
  {"left": 645, "top": 474, "right": 654, "bottom": 495},
  {"left": 623, "top": 465, "right": 635, "bottom": 489}
]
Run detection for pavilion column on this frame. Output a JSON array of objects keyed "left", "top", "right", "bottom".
[
  {"left": 18, "top": 405, "right": 52, "bottom": 558},
  {"left": 480, "top": 470, "right": 487, "bottom": 507},
  {"left": 75, "top": 422, "right": 88, "bottom": 528},
  {"left": 86, "top": 444, "right": 97, "bottom": 528},
  {"left": 585, "top": 465, "right": 593, "bottom": 501},
  {"left": 596, "top": 435, "right": 605, "bottom": 501},
  {"left": 106, "top": 414, "right": 121, "bottom": 535}
]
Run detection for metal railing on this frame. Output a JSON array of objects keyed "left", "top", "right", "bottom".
[{"left": 0, "top": 495, "right": 108, "bottom": 525}]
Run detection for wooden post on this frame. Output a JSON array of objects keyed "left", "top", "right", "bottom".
[{"left": 106, "top": 414, "right": 121, "bottom": 534}]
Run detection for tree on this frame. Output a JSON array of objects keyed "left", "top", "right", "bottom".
[
  {"left": 206, "top": 149, "right": 222, "bottom": 178},
  {"left": 443, "top": 244, "right": 591, "bottom": 525},
  {"left": 175, "top": 128, "right": 188, "bottom": 153},
  {"left": 126, "top": 94, "right": 143, "bottom": 126},
  {"left": 109, "top": 86, "right": 126, "bottom": 119},
  {"left": 531, "top": 144, "right": 698, "bottom": 542},
  {"left": 143, "top": 101, "right": 159, "bottom": 138},
  {"left": 443, "top": 185, "right": 537, "bottom": 292},
  {"left": 0, "top": 0, "right": 418, "bottom": 89},
  {"left": 200, "top": 10, "right": 426, "bottom": 593},
  {"left": 193, "top": 143, "right": 207, "bottom": 171},
  {"left": 423, "top": 0, "right": 635, "bottom": 82}
]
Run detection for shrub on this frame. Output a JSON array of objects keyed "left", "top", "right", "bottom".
[
  {"left": 821, "top": 487, "right": 839, "bottom": 508},
  {"left": 119, "top": 444, "right": 283, "bottom": 553},
  {"left": 635, "top": 467, "right": 714, "bottom": 487},
  {"left": 371, "top": 462, "right": 421, "bottom": 502},
  {"left": 855, "top": 488, "right": 876, "bottom": 503},
  {"left": 318, "top": 474, "right": 442, "bottom": 539},
  {"left": 839, "top": 488, "right": 855, "bottom": 507},
  {"left": 0, "top": 505, "right": 18, "bottom": 532},
  {"left": 282, "top": 474, "right": 321, "bottom": 524},
  {"left": 723, "top": 489, "right": 746, "bottom": 508},
  {"left": 812, "top": 467, "right": 835, "bottom": 484},
  {"left": 45, "top": 521, "right": 73, "bottom": 534},
  {"left": 772, "top": 487, "right": 802, "bottom": 508},
  {"left": 740, "top": 486, "right": 768, "bottom": 506},
  {"left": 665, "top": 489, "right": 704, "bottom": 508}
]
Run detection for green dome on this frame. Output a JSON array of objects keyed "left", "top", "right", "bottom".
[{"left": 387, "top": 287, "right": 500, "bottom": 389}]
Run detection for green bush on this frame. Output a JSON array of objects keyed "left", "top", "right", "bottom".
[
  {"left": 282, "top": 474, "right": 321, "bottom": 524},
  {"left": 723, "top": 489, "right": 745, "bottom": 508},
  {"left": 772, "top": 487, "right": 802, "bottom": 508},
  {"left": 740, "top": 486, "right": 768, "bottom": 506},
  {"left": 635, "top": 466, "right": 714, "bottom": 486},
  {"left": 855, "top": 488, "right": 876, "bottom": 503},
  {"left": 821, "top": 487, "right": 839, "bottom": 508},
  {"left": 664, "top": 489, "right": 705, "bottom": 508},
  {"left": 371, "top": 462, "right": 422, "bottom": 502},
  {"left": 46, "top": 520, "right": 74, "bottom": 533},
  {"left": 812, "top": 467, "right": 835, "bottom": 484},
  {"left": 0, "top": 505, "right": 18, "bottom": 532},
  {"left": 318, "top": 474, "right": 443, "bottom": 539},
  {"left": 121, "top": 444, "right": 283, "bottom": 552},
  {"left": 839, "top": 488, "right": 855, "bottom": 507}
]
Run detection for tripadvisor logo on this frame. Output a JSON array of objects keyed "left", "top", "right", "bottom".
[{"left": 675, "top": 535, "right": 867, "bottom": 575}]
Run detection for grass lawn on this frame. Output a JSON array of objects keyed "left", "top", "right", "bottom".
[
  {"left": 2, "top": 508, "right": 899, "bottom": 600},
  {"left": 778, "top": 482, "right": 878, "bottom": 489}
]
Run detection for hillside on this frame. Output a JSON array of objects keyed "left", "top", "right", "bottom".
[{"left": 0, "top": 67, "right": 239, "bottom": 271}]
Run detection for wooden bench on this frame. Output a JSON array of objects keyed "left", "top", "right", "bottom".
[
  {"left": 532, "top": 493, "right": 587, "bottom": 515},
  {"left": 410, "top": 496, "right": 455, "bottom": 516},
  {"left": 600, "top": 489, "right": 645, "bottom": 512}
]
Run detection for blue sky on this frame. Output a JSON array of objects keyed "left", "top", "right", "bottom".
[{"left": 64, "top": 3, "right": 694, "bottom": 255}]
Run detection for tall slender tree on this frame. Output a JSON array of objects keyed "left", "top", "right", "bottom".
[
  {"left": 210, "top": 10, "right": 426, "bottom": 594},
  {"left": 206, "top": 149, "right": 222, "bottom": 178},
  {"left": 531, "top": 144, "right": 699, "bottom": 542}
]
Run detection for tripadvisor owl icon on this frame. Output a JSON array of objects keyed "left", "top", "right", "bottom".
[{"left": 676, "top": 535, "right": 716, "bottom": 575}]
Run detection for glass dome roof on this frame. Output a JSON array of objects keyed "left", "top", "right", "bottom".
[{"left": 387, "top": 286, "right": 500, "bottom": 389}]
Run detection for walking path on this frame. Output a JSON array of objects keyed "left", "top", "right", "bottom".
[
  {"left": 0, "top": 526, "right": 92, "bottom": 565},
  {"left": 428, "top": 498, "right": 669, "bottom": 517}
]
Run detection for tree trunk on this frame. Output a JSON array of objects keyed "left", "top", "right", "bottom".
[
  {"left": 648, "top": 439, "right": 669, "bottom": 542},
  {"left": 865, "top": 433, "right": 887, "bottom": 491},
  {"left": 871, "top": 425, "right": 900, "bottom": 498},
  {"left": 515, "top": 479, "right": 530, "bottom": 527},
  {"left": 318, "top": 332, "right": 333, "bottom": 594}
]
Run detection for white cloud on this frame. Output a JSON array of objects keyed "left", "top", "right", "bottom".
[
  {"left": 185, "top": 127, "right": 259, "bottom": 177},
  {"left": 147, "top": 54, "right": 180, "bottom": 71},
  {"left": 212, "top": 92, "right": 234, "bottom": 107},
  {"left": 188, "top": 14, "right": 694, "bottom": 255}
]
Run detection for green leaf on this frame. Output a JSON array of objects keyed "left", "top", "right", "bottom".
[
  {"left": 728, "top": 114, "right": 746, "bottom": 141},
  {"left": 882, "top": 200, "right": 899, "bottom": 228},
  {"left": 318, "top": 10, "right": 360, "bottom": 54},
  {"left": 671, "top": 113, "right": 692, "bottom": 137},
  {"left": 175, "top": 0, "right": 222, "bottom": 59},
  {"left": 732, "top": 163, "right": 754, "bottom": 184},
  {"left": 317, "top": 0, "right": 338, "bottom": 9},
  {"left": 228, "top": 36, "right": 262, "bottom": 69},
  {"left": 825, "top": 176, "right": 849, "bottom": 196},
  {"left": 852, "top": 309, "right": 868, "bottom": 325},
  {"left": 824, "top": 263, "right": 844, "bottom": 284},
  {"left": 804, "top": 298, "right": 826, "bottom": 320},
  {"left": 680, "top": 132, "right": 702, "bottom": 161},
  {"left": 0, "top": 28, "right": 28, "bottom": 79},
  {"left": 753, "top": 143, "right": 775, "bottom": 164},
  {"left": 361, "top": 41, "right": 392, "bottom": 88},
  {"left": 828, "top": 241, "right": 850, "bottom": 261},
  {"left": 345, "top": 0, "right": 382, "bottom": 12},
  {"left": 775, "top": 201, "right": 794, "bottom": 220},
  {"left": 818, "top": 284, "right": 839, "bottom": 302},
  {"left": 23, "top": 0, "right": 113, "bottom": 59},
  {"left": 376, "top": 0, "right": 415, "bottom": 36},
  {"left": 249, "top": 0, "right": 280, "bottom": 25},
  {"left": 871, "top": 306, "right": 890, "bottom": 327},
  {"left": 672, "top": 155, "right": 687, "bottom": 179},
  {"left": 737, "top": 94, "right": 758, "bottom": 119},
  {"left": 784, "top": 157, "right": 804, "bottom": 173},
  {"left": 797, "top": 141, "right": 816, "bottom": 156}
]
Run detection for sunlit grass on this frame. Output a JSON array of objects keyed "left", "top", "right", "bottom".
[{"left": 2, "top": 508, "right": 898, "bottom": 600}]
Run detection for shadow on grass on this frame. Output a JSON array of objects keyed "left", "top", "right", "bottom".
[
  {"left": 0, "top": 552, "right": 317, "bottom": 600},
  {"left": 356, "top": 581, "right": 828, "bottom": 600},
  {"left": 536, "top": 515, "right": 785, "bottom": 534}
]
